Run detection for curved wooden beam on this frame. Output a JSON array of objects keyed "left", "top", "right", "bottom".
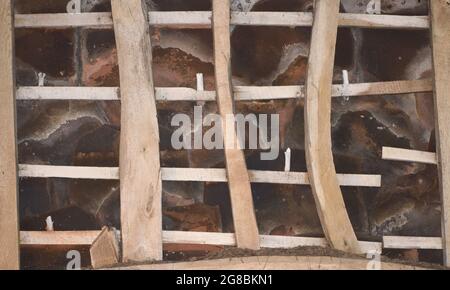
[
  {"left": 212, "top": 0, "right": 260, "bottom": 250},
  {"left": 111, "top": 256, "right": 430, "bottom": 270},
  {"left": 304, "top": 0, "right": 361, "bottom": 254}
]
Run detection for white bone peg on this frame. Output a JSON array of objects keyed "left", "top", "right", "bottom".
[{"left": 284, "top": 148, "right": 292, "bottom": 172}]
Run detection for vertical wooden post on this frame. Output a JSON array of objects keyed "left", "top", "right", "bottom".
[
  {"left": 304, "top": 0, "right": 361, "bottom": 253},
  {"left": 212, "top": 0, "right": 260, "bottom": 250},
  {"left": 112, "top": 0, "right": 163, "bottom": 262},
  {"left": 0, "top": 0, "right": 20, "bottom": 270},
  {"left": 429, "top": 0, "right": 450, "bottom": 267}
]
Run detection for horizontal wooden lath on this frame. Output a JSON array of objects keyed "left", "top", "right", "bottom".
[
  {"left": 20, "top": 231, "right": 382, "bottom": 253},
  {"left": 17, "top": 87, "right": 119, "bottom": 101},
  {"left": 14, "top": 12, "right": 430, "bottom": 30},
  {"left": 16, "top": 79, "right": 433, "bottom": 101},
  {"left": 151, "top": 12, "right": 430, "bottom": 30},
  {"left": 382, "top": 147, "right": 437, "bottom": 165},
  {"left": 18, "top": 165, "right": 381, "bottom": 187},
  {"left": 15, "top": 12, "right": 113, "bottom": 28},
  {"left": 383, "top": 236, "right": 443, "bottom": 250}
]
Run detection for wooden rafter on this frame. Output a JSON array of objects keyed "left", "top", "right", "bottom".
[
  {"left": 111, "top": 0, "right": 163, "bottom": 262},
  {"left": 304, "top": 0, "right": 361, "bottom": 254},
  {"left": 212, "top": 0, "right": 260, "bottom": 250},
  {"left": 430, "top": 0, "right": 450, "bottom": 267},
  {"left": 0, "top": 0, "right": 20, "bottom": 270}
]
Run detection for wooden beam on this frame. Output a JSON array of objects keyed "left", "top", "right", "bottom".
[
  {"left": 15, "top": 12, "right": 113, "bottom": 28},
  {"left": 222, "top": 12, "right": 315, "bottom": 27},
  {"left": 382, "top": 147, "right": 437, "bottom": 165},
  {"left": 0, "top": 0, "right": 20, "bottom": 270},
  {"left": 147, "top": 11, "right": 211, "bottom": 29},
  {"left": 258, "top": 235, "right": 380, "bottom": 253},
  {"left": 383, "top": 236, "right": 443, "bottom": 250},
  {"left": 90, "top": 227, "right": 120, "bottom": 269},
  {"left": 156, "top": 87, "right": 214, "bottom": 102},
  {"left": 112, "top": 0, "right": 163, "bottom": 262},
  {"left": 163, "top": 231, "right": 236, "bottom": 247},
  {"left": 113, "top": 256, "right": 428, "bottom": 270},
  {"left": 14, "top": 12, "right": 430, "bottom": 30},
  {"left": 19, "top": 165, "right": 119, "bottom": 180},
  {"left": 330, "top": 79, "right": 432, "bottom": 98},
  {"left": 16, "top": 79, "right": 432, "bottom": 101},
  {"left": 304, "top": 0, "right": 360, "bottom": 254},
  {"left": 20, "top": 231, "right": 100, "bottom": 245},
  {"left": 18, "top": 165, "right": 381, "bottom": 187},
  {"left": 338, "top": 13, "right": 429, "bottom": 30},
  {"left": 212, "top": 0, "right": 260, "bottom": 250},
  {"left": 162, "top": 168, "right": 382, "bottom": 187},
  {"left": 20, "top": 231, "right": 382, "bottom": 254},
  {"left": 430, "top": 0, "right": 450, "bottom": 267},
  {"left": 149, "top": 12, "right": 429, "bottom": 30},
  {"left": 16, "top": 87, "right": 119, "bottom": 101}
]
